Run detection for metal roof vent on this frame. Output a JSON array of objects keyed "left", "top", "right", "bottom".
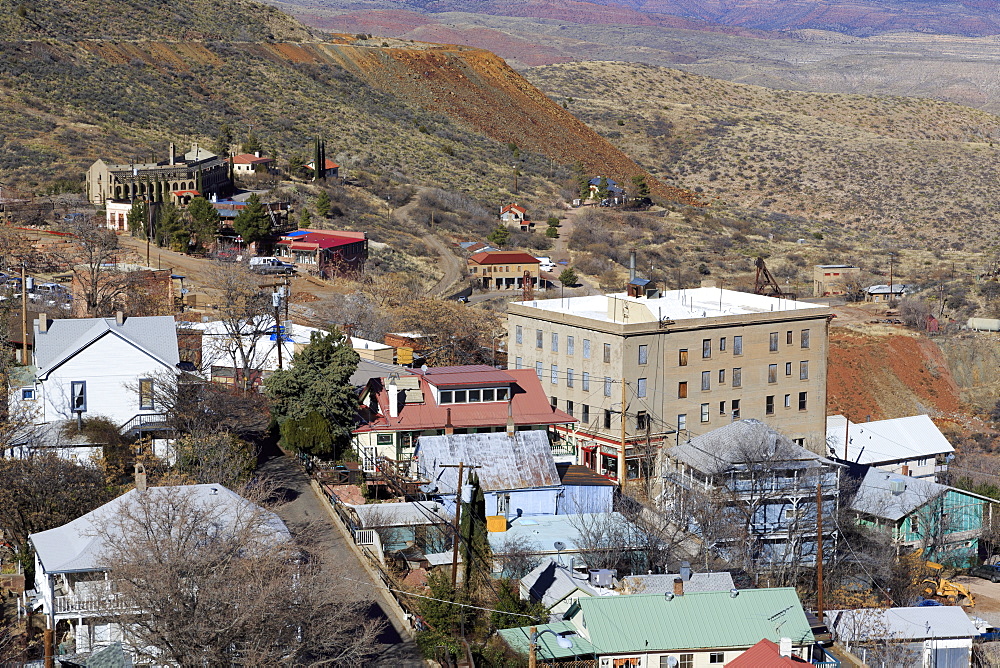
[{"left": 889, "top": 480, "right": 907, "bottom": 494}]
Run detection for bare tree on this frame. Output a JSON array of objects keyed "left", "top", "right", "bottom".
[
  {"left": 94, "top": 485, "right": 383, "bottom": 666},
  {"left": 205, "top": 262, "right": 275, "bottom": 390},
  {"left": 59, "top": 216, "right": 145, "bottom": 317},
  {"left": 494, "top": 533, "right": 541, "bottom": 580},
  {"left": 567, "top": 512, "right": 647, "bottom": 573}
]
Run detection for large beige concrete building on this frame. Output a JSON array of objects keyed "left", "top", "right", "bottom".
[
  {"left": 813, "top": 264, "right": 860, "bottom": 297},
  {"left": 507, "top": 285, "right": 831, "bottom": 482},
  {"left": 86, "top": 143, "right": 231, "bottom": 206}
]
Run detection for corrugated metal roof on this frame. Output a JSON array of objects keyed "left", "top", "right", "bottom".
[
  {"left": 667, "top": 419, "right": 833, "bottom": 475},
  {"left": 414, "top": 364, "right": 516, "bottom": 387},
  {"left": 618, "top": 572, "right": 735, "bottom": 595},
  {"left": 827, "top": 414, "right": 954, "bottom": 465},
  {"left": 350, "top": 501, "right": 449, "bottom": 527},
  {"left": 468, "top": 251, "right": 540, "bottom": 265},
  {"left": 573, "top": 588, "right": 813, "bottom": 653},
  {"left": 34, "top": 316, "right": 179, "bottom": 376},
  {"left": 417, "top": 431, "right": 560, "bottom": 492},
  {"left": 825, "top": 606, "right": 977, "bottom": 641},
  {"left": 498, "top": 620, "right": 597, "bottom": 659},
  {"left": 849, "top": 468, "right": 945, "bottom": 520},
  {"left": 557, "top": 463, "right": 616, "bottom": 487},
  {"left": 521, "top": 559, "right": 601, "bottom": 609}
]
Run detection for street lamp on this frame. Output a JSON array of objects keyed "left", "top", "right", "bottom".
[{"left": 528, "top": 626, "right": 574, "bottom": 668}]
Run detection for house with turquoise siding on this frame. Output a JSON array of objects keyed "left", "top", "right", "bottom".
[{"left": 849, "top": 467, "right": 997, "bottom": 567}]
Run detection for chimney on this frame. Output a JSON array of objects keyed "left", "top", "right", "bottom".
[
  {"left": 445, "top": 408, "right": 454, "bottom": 435},
  {"left": 116, "top": 311, "right": 125, "bottom": 326},
  {"left": 169, "top": 142, "right": 176, "bottom": 165},
  {"left": 679, "top": 561, "right": 692, "bottom": 582},
  {"left": 673, "top": 577, "right": 684, "bottom": 597},
  {"left": 506, "top": 398, "right": 515, "bottom": 439},
  {"left": 37, "top": 313, "right": 48, "bottom": 334},
  {"left": 629, "top": 249, "right": 636, "bottom": 282},
  {"left": 254, "top": 150, "right": 261, "bottom": 158},
  {"left": 134, "top": 463, "right": 147, "bottom": 493},
  {"left": 901, "top": 464, "right": 910, "bottom": 476},
  {"left": 191, "top": 142, "right": 200, "bottom": 158},
  {"left": 779, "top": 638, "right": 793, "bottom": 658},
  {"left": 387, "top": 376, "right": 399, "bottom": 418}
]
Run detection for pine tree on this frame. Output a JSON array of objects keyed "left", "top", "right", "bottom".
[
  {"left": 127, "top": 200, "right": 149, "bottom": 239},
  {"left": 631, "top": 174, "right": 651, "bottom": 200},
  {"left": 315, "top": 191, "right": 331, "bottom": 218},
  {"left": 187, "top": 197, "right": 221, "bottom": 252},
  {"left": 487, "top": 224, "right": 511, "bottom": 249},
  {"left": 232, "top": 194, "right": 271, "bottom": 246},
  {"left": 312, "top": 137, "right": 321, "bottom": 182}
]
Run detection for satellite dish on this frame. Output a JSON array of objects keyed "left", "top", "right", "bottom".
[
  {"left": 554, "top": 541, "right": 566, "bottom": 552},
  {"left": 419, "top": 483, "right": 438, "bottom": 494},
  {"left": 667, "top": 657, "right": 679, "bottom": 667}
]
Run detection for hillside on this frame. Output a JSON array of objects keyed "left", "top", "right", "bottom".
[{"left": 526, "top": 61, "right": 1000, "bottom": 248}]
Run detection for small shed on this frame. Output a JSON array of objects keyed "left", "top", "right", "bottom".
[{"left": 556, "top": 463, "right": 614, "bottom": 514}]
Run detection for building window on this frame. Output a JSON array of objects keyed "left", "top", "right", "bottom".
[
  {"left": 582, "top": 372, "right": 590, "bottom": 391},
  {"left": 678, "top": 381, "right": 688, "bottom": 399},
  {"left": 70, "top": 381, "right": 87, "bottom": 412},
  {"left": 702, "top": 338, "right": 711, "bottom": 359},
  {"left": 567, "top": 335, "right": 575, "bottom": 356},
  {"left": 638, "top": 344, "right": 648, "bottom": 365},
  {"left": 566, "top": 400, "right": 574, "bottom": 416},
  {"left": 679, "top": 349, "right": 688, "bottom": 366},
  {"left": 769, "top": 332, "right": 779, "bottom": 352},
  {"left": 709, "top": 653, "right": 725, "bottom": 664},
  {"left": 786, "top": 330, "right": 793, "bottom": 345},
  {"left": 700, "top": 403, "right": 710, "bottom": 423},
  {"left": 799, "top": 391, "right": 808, "bottom": 410},
  {"left": 801, "top": 329, "right": 811, "bottom": 348},
  {"left": 734, "top": 336, "right": 743, "bottom": 355},
  {"left": 637, "top": 410, "right": 648, "bottom": 430},
  {"left": 497, "top": 387, "right": 509, "bottom": 401},
  {"left": 677, "top": 414, "right": 687, "bottom": 431},
  {"left": 603, "top": 343, "right": 612, "bottom": 363},
  {"left": 515, "top": 356, "right": 522, "bottom": 369},
  {"left": 440, "top": 390, "right": 453, "bottom": 404},
  {"left": 567, "top": 368, "right": 575, "bottom": 388},
  {"left": 785, "top": 362, "right": 792, "bottom": 376},
  {"left": 604, "top": 409, "right": 612, "bottom": 429},
  {"left": 21, "top": 388, "right": 34, "bottom": 400},
  {"left": 800, "top": 361, "right": 809, "bottom": 380},
  {"left": 552, "top": 332, "right": 559, "bottom": 352},
  {"left": 139, "top": 378, "right": 154, "bottom": 410},
  {"left": 768, "top": 364, "right": 777, "bottom": 383},
  {"left": 535, "top": 361, "right": 543, "bottom": 380},
  {"left": 583, "top": 339, "right": 591, "bottom": 359},
  {"left": 732, "top": 368, "right": 742, "bottom": 387},
  {"left": 637, "top": 378, "right": 647, "bottom": 398},
  {"left": 604, "top": 377, "right": 612, "bottom": 397},
  {"left": 376, "top": 433, "right": 394, "bottom": 447},
  {"left": 551, "top": 365, "right": 559, "bottom": 384},
  {"left": 679, "top": 655, "right": 694, "bottom": 668},
  {"left": 581, "top": 404, "right": 590, "bottom": 423},
  {"left": 701, "top": 371, "right": 710, "bottom": 391},
  {"left": 719, "top": 337, "right": 726, "bottom": 352},
  {"left": 718, "top": 369, "right": 725, "bottom": 384},
  {"left": 454, "top": 390, "right": 467, "bottom": 402},
  {"left": 766, "top": 395, "right": 775, "bottom": 415},
  {"left": 536, "top": 329, "right": 543, "bottom": 349},
  {"left": 784, "top": 393, "right": 791, "bottom": 408},
  {"left": 732, "top": 399, "right": 740, "bottom": 419},
  {"left": 719, "top": 400, "right": 726, "bottom": 416},
  {"left": 515, "top": 325, "right": 522, "bottom": 344},
  {"left": 550, "top": 396, "right": 558, "bottom": 408}
]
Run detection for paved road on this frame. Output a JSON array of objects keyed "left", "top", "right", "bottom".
[{"left": 258, "top": 453, "right": 425, "bottom": 667}]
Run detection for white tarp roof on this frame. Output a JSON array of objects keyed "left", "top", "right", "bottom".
[{"left": 827, "top": 414, "right": 954, "bottom": 465}]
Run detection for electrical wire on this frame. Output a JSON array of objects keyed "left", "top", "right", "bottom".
[{"left": 338, "top": 575, "right": 542, "bottom": 619}]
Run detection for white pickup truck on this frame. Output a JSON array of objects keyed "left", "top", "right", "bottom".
[{"left": 535, "top": 256, "right": 557, "bottom": 272}]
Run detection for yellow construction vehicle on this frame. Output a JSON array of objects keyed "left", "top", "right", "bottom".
[{"left": 920, "top": 560, "right": 975, "bottom": 607}]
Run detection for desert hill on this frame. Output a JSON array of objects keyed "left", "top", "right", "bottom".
[{"left": 527, "top": 61, "right": 1000, "bottom": 248}]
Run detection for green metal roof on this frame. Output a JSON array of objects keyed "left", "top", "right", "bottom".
[
  {"left": 572, "top": 588, "right": 814, "bottom": 654},
  {"left": 497, "top": 620, "right": 598, "bottom": 660}
]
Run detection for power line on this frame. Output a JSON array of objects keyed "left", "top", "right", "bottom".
[{"left": 339, "top": 575, "right": 542, "bottom": 620}]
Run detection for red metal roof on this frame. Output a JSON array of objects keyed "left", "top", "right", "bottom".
[
  {"left": 355, "top": 368, "right": 576, "bottom": 433},
  {"left": 277, "top": 230, "right": 364, "bottom": 250},
  {"left": 469, "top": 251, "right": 540, "bottom": 265},
  {"left": 413, "top": 365, "right": 516, "bottom": 387},
  {"left": 501, "top": 204, "right": 526, "bottom": 215},
  {"left": 725, "top": 639, "right": 810, "bottom": 667},
  {"left": 230, "top": 153, "right": 274, "bottom": 164}
]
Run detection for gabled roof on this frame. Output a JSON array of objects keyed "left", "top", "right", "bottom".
[
  {"left": 229, "top": 153, "right": 274, "bottom": 164},
  {"left": 726, "top": 638, "right": 810, "bottom": 667},
  {"left": 30, "top": 484, "right": 289, "bottom": 574},
  {"left": 500, "top": 204, "right": 526, "bottom": 215},
  {"left": 413, "top": 365, "right": 515, "bottom": 387},
  {"left": 520, "top": 559, "right": 601, "bottom": 608},
  {"left": 617, "top": 571, "right": 735, "bottom": 595},
  {"left": 825, "top": 606, "right": 977, "bottom": 641},
  {"left": 827, "top": 414, "right": 954, "bottom": 465},
  {"left": 34, "top": 316, "right": 180, "bottom": 378},
  {"left": 307, "top": 158, "right": 339, "bottom": 170},
  {"left": 468, "top": 250, "right": 540, "bottom": 265},
  {"left": 417, "top": 431, "right": 561, "bottom": 493},
  {"left": 356, "top": 368, "right": 575, "bottom": 434},
  {"left": 276, "top": 229, "right": 364, "bottom": 250},
  {"left": 667, "top": 419, "right": 833, "bottom": 476},
  {"left": 848, "top": 467, "right": 997, "bottom": 521}
]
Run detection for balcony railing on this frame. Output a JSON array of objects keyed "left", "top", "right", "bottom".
[{"left": 53, "top": 581, "right": 132, "bottom": 615}]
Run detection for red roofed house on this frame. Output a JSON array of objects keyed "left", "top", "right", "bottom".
[
  {"left": 500, "top": 203, "right": 533, "bottom": 231},
  {"left": 306, "top": 158, "right": 339, "bottom": 179},
  {"left": 725, "top": 638, "right": 811, "bottom": 667},
  {"left": 228, "top": 152, "right": 275, "bottom": 174},
  {"left": 354, "top": 365, "right": 576, "bottom": 472},
  {"left": 468, "top": 250, "right": 540, "bottom": 291},
  {"left": 274, "top": 229, "right": 368, "bottom": 279}
]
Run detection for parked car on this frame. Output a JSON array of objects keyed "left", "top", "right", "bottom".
[
  {"left": 535, "top": 256, "right": 556, "bottom": 272},
  {"left": 30, "top": 282, "right": 69, "bottom": 303},
  {"left": 971, "top": 563, "right": 1000, "bottom": 582},
  {"left": 248, "top": 257, "right": 296, "bottom": 275}
]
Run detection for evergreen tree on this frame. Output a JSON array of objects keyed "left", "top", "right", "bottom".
[
  {"left": 487, "top": 224, "right": 511, "bottom": 249},
  {"left": 264, "top": 331, "right": 360, "bottom": 459},
  {"left": 315, "top": 191, "right": 331, "bottom": 218},
  {"left": 127, "top": 199, "right": 149, "bottom": 239},
  {"left": 241, "top": 131, "right": 262, "bottom": 155},
  {"left": 300, "top": 209, "right": 312, "bottom": 228},
  {"left": 459, "top": 472, "right": 490, "bottom": 591},
  {"left": 597, "top": 176, "right": 610, "bottom": 199},
  {"left": 559, "top": 267, "right": 578, "bottom": 287},
  {"left": 187, "top": 197, "right": 221, "bottom": 252},
  {"left": 631, "top": 174, "right": 651, "bottom": 200},
  {"left": 155, "top": 203, "right": 186, "bottom": 251},
  {"left": 232, "top": 194, "right": 271, "bottom": 246},
  {"left": 312, "top": 137, "right": 321, "bottom": 182},
  {"left": 214, "top": 123, "right": 233, "bottom": 157}
]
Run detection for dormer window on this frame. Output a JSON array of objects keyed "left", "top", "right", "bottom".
[{"left": 436, "top": 386, "right": 510, "bottom": 405}]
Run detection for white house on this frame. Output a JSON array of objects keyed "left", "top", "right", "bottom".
[
  {"left": 12, "top": 313, "right": 180, "bottom": 437},
  {"left": 104, "top": 199, "right": 133, "bottom": 233},
  {"left": 29, "top": 483, "right": 290, "bottom": 658},
  {"left": 827, "top": 414, "right": 954, "bottom": 479}
]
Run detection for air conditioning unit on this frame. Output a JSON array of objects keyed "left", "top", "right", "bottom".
[
  {"left": 590, "top": 569, "right": 614, "bottom": 587},
  {"left": 890, "top": 480, "right": 907, "bottom": 494}
]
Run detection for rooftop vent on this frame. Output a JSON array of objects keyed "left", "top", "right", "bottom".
[{"left": 889, "top": 480, "right": 907, "bottom": 494}]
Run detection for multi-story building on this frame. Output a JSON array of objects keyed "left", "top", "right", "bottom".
[
  {"left": 86, "top": 143, "right": 231, "bottom": 205},
  {"left": 506, "top": 284, "right": 831, "bottom": 481},
  {"left": 812, "top": 264, "right": 860, "bottom": 297},
  {"left": 467, "top": 250, "right": 540, "bottom": 291}
]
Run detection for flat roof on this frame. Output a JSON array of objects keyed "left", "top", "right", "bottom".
[{"left": 515, "top": 287, "right": 825, "bottom": 325}]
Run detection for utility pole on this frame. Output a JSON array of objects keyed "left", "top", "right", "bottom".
[
  {"left": 619, "top": 377, "right": 627, "bottom": 487},
  {"left": 528, "top": 625, "right": 538, "bottom": 668},
  {"left": 816, "top": 480, "right": 824, "bottom": 619},
  {"left": 272, "top": 290, "right": 283, "bottom": 370},
  {"left": 844, "top": 416, "right": 850, "bottom": 462},
  {"left": 439, "top": 462, "right": 481, "bottom": 590},
  {"left": 20, "top": 265, "right": 28, "bottom": 365},
  {"left": 888, "top": 252, "right": 894, "bottom": 305}
]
